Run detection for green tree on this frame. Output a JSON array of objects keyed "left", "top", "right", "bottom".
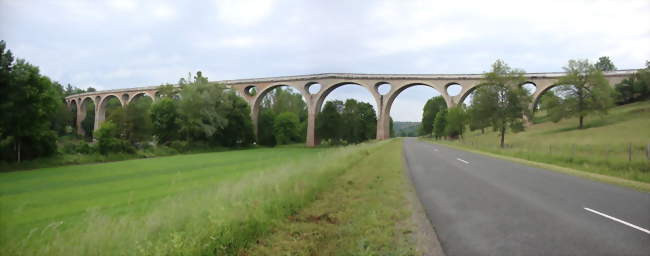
[
  {"left": 472, "top": 60, "right": 530, "bottom": 148},
  {"left": 317, "top": 100, "right": 344, "bottom": 144},
  {"left": 551, "top": 59, "right": 615, "bottom": 129},
  {"left": 273, "top": 112, "right": 301, "bottom": 145},
  {"left": 95, "top": 121, "right": 133, "bottom": 155},
  {"left": 539, "top": 90, "right": 564, "bottom": 123},
  {"left": 257, "top": 109, "right": 277, "bottom": 146},
  {"left": 615, "top": 61, "right": 650, "bottom": 105},
  {"left": 420, "top": 96, "right": 447, "bottom": 135},
  {"left": 81, "top": 103, "right": 95, "bottom": 140},
  {"left": 595, "top": 56, "right": 616, "bottom": 72},
  {"left": 216, "top": 93, "right": 254, "bottom": 147},
  {"left": 150, "top": 97, "right": 180, "bottom": 145},
  {"left": 432, "top": 110, "right": 447, "bottom": 139},
  {"left": 0, "top": 52, "right": 61, "bottom": 162},
  {"left": 176, "top": 73, "right": 230, "bottom": 142},
  {"left": 108, "top": 97, "right": 153, "bottom": 145},
  {"left": 445, "top": 106, "right": 467, "bottom": 139}
]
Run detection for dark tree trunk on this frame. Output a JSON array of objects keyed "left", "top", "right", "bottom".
[
  {"left": 579, "top": 115, "right": 584, "bottom": 129},
  {"left": 481, "top": 127, "right": 485, "bottom": 134},
  {"left": 499, "top": 126, "right": 506, "bottom": 148},
  {"left": 16, "top": 139, "right": 21, "bottom": 163}
]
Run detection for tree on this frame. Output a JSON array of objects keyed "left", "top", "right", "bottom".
[
  {"left": 95, "top": 121, "right": 133, "bottom": 155},
  {"left": 0, "top": 52, "right": 61, "bottom": 162},
  {"left": 550, "top": 59, "right": 615, "bottom": 129},
  {"left": 432, "top": 110, "right": 447, "bottom": 139},
  {"left": 420, "top": 96, "right": 447, "bottom": 135},
  {"left": 81, "top": 103, "right": 95, "bottom": 140},
  {"left": 445, "top": 106, "right": 467, "bottom": 139},
  {"left": 317, "top": 100, "right": 344, "bottom": 144},
  {"left": 86, "top": 87, "right": 96, "bottom": 92},
  {"left": 150, "top": 97, "right": 180, "bottom": 145},
  {"left": 273, "top": 112, "right": 301, "bottom": 145},
  {"left": 539, "top": 90, "right": 563, "bottom": 123},
  {"left": 595, "top": 56, "right": 616, "bottom": 72},
  {"left": 257, "top": 109, "right": 277, "bottom": 146},
  {"left": 216, "top": 93, "right": 254, "bottom": 147},
  {"left": 108, "top": 97, "right": 153, "bottom": 145},
  {"left": 176, "top": 73, "right": 230, "bottom": 142},
  {"left": 615, "top": 61, "right": 650, "bottom": 105},
  {"left": 472, "top": 60, "right": 530, "bottom": 148}
]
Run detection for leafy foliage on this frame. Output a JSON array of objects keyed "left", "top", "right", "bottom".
[
  {"left": 317, "top": 99, "right": 377, "bottom": 144},
  {"left": 615, "top": 61, "right": 650, "bottom": 105},
  {"left": 445, "top": 106, "right": 467, "bottom": 139},
  {"left": 548, "top": 59, "right": 615, "bottom": 129},
  {"left": 95, "top": 121, "right": 133, "bottom": 155},
  {"left": 594, "top": 56, "right": 616, "bottom": 72},
  {"left": 471, "top": 60, "right": 530, "bottom": 147},
  {"left": 273, "top": 112, "right": 301, "bottom": 144},
  {"left": 433, "top": 110, "right": 447, "bottom": 139},
  {"left": 419, "top": 96, "right": 447, "bottom": 135}
]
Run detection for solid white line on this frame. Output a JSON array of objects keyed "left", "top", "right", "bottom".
[
  {"left": 457, "top": 158, "right": 469, "bottom": 164},
  {"left": 584, "top": 207, "right": 650, "bottom": 235}
]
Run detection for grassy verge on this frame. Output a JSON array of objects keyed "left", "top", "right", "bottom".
[
  {"left": 244, "top": 139, "right": 419, "bottom": 255},
  {"left": 425, "top": 139, "right": 650, "bottom": 192},
  {"left": 0, "top": 142, "right": 382, "bottom": 255}
]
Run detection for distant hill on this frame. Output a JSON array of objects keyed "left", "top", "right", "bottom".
[{"left": 392, "top": 121, "right": 420, "bottom": 137}]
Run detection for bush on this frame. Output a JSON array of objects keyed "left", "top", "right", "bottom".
[{"left": 96, "top": 121, "right": 134, "bottom": 155}]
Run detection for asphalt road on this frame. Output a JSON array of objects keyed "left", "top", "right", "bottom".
[{"left": 403, "top": 138, "right": 650, "bottom": 256}]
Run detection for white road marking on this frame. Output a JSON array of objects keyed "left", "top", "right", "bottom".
[
  {"left": 434, "top": 149, "right": 439, "bottom": 152},
  {"left": 584, "top": 207, "right": 650, "bottom": 235},
  {"left": 457, "top": 158, "right": 469, "bottom": 164}
]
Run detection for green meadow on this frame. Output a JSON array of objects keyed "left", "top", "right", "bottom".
[
  {"left": 1, "top": 143, "right": 401, "bottom": 255},
  {"left": 433, "top": 100, "right": 650, "bottom": 184}
]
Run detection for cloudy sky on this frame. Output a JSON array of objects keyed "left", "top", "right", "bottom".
[{"left": 1, "top": 0, "right": 649, "bottom": 121}]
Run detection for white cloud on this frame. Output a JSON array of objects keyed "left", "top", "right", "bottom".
[
  {"left": 108, "top": 0, "right": 138, "bottom": 12},
  {"left": 215, "top": 0, "right": 274, "bottom": 26}
]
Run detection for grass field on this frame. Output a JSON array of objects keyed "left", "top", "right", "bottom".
[
  {"left": 245, "top": 139, "right": 416, "bottom": 255},
  {"left": 431, "top": 101, "right": 650, "bottom": 184},
  {"left": 0, "top": 140, "right": 415, "bottom": 255}
]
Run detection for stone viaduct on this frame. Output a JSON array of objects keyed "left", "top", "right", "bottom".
[{"left": 65, "top": 70, "right": 636, "bottom": 147}]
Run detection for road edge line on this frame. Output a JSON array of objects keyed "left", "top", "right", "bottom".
[{"left": 401, "top": 140, "right": 446, "bottom": 256}]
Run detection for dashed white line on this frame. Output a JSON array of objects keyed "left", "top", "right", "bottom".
[
  {"left": 434, "top": 149, "right": 439, "bottom": 152},
  {"left": 584, "top": 207, "right": 650, "bottom": 235},
  {"left": 457, "top": 158, "right": 469, "bottom": 164}
]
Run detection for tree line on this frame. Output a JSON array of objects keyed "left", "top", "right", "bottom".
[{"left": 421, "top": 57, "right": 650, "bottom": 148}]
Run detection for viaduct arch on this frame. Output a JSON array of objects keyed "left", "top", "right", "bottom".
[{"left": 64, "top": 70, "right": 636, "bottom": 146}]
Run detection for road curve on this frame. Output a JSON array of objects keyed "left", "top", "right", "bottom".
[{"left": 403, "top": 138, "right": 650, "bottom": 256}]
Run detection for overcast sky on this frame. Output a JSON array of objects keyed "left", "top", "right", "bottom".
[{"left": 1, "top": 0, "right": 649, "bottom": 121}]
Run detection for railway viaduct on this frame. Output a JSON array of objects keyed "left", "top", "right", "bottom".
[{"left": 64, "top": 70, "right": 636, "bottom": 147}]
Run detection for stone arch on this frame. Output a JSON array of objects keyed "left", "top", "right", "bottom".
[
  {"left": 456, "top": 82, "right": 484, "bottom": 106},
  {"left": 530, "top": 82, "right": 562, "bottom": 111},
  {"left": 314, "top": 81, "right": 379, "bottom": 115},
  {"left": 127, "top": 92, "right": 155, "bottom": 105},
  {"left": 250, "top": 83, "right": 310, "bottom": 139},
  {"left": 384, "top": 83, "right": 446, "bottom": 118},
  {"left": 78, "top": 96, "right": 96, "bottom": 136},
  {"left": 312, "top": 81, "right": 381, "bottom": 143},
  {"left": 96, "top": 94, "right": 124, "bottom": 130}
]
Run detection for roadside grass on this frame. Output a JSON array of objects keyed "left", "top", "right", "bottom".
[
  {"left": 0, "top": 142, "right": 383, "bottom": 255},
  {"left": 245, "top": 139, "right": 417, "bottom": 255},
  {"left": 426, "top": 100, "right": 650, "bottom": 185}
]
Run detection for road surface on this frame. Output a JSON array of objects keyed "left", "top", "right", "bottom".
[{"left": 403, "top": 138, "right": 650, "bottom": 256}]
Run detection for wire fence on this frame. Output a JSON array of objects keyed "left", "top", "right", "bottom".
[{"left": 456, "top": 140, "right": 650, "bottom": 174}]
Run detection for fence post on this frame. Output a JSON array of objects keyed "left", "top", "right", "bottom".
[
  {"left": 646, "top": 143, "right": 649, "bottom": 161},
  {"left": 628, "top": 143, "right": 632, "bottom": 163}
]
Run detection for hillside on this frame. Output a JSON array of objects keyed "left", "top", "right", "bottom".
[
  {"left": 392, "top": 121, "right": 421, "bottom": 137},
  {"left": 440, "top": 101, "right": 650, "bottom": 183}
]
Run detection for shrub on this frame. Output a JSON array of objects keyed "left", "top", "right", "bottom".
[{"left": 96, "top": 121, "right": 133, "bottom": 155}]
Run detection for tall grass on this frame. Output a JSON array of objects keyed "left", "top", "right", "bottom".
[
  {"left": 432, "top": 101, "right": 650, "bottom": 183},
  {"left": 1, "top": 141, "right": 385, "bottom": 255}
]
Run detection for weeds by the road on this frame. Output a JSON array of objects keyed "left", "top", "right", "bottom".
[{"left": 245, "top": 139, "right": 417, "bottom": 255}]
